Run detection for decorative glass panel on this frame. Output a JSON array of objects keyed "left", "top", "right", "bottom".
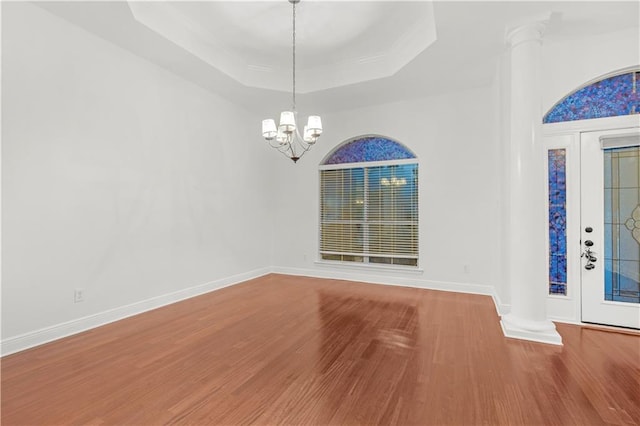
[
  {"left": 322, "top": 136, "right": 416, "bottom": 165},
  {"left": 548, "top": 149, "right": 567, "bottom": 295},
  {"left": 603, "top": 147, "right": 640, "bottom": 303},
  {"left": 544, "top": 71, "right": 640, "bottom": 123}
]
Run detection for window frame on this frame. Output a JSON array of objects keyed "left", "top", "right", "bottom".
[{"left": 318, "top": 157, "right": 420, "bottom": 269}]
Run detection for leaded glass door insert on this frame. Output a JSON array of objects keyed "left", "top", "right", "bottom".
[
  {"left": 581, "top": 129, "right": 640, "bottom": 329},
  {"left": 603, "top": 146, "right": 640, "bottom": 303}
]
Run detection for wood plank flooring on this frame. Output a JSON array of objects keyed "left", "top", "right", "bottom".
[{"left": 2, "top": 274, "right": 639, "bottom": 425}]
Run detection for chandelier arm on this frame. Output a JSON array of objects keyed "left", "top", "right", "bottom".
[
  {"left": 272, "top": 134, "right": 297, "bottom": 158},
  {"left": 294, "top": 147, "right": 309, "bottom": 162},
  {"left": 267, "top": 139, "right": 284, "bottom": 149},
  {"left": 275, "top": 138, "right": 299, "bottom": 161},
  {"left": 286, "top": 137, "right": 298, "bottom": 159},
  {"left": 278, "top": 150, "right": 292, "bottom": 160},
  {"left": 294, "top": 127, "right": 312, "bottom": 152},
  {"left": 277, "top": 144, "right": 291, "bottom": 155}
]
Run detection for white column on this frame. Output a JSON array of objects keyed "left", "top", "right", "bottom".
[{"left": 500, "top": 22, "right": 562, "bottom": 345}]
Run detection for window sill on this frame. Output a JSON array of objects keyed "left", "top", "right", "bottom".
[
  {"left": 314, "top": 260, "right": 424, "bottom": 274},
  {"left": 547, "top": 294, "right": 571, "bottom": 299}
]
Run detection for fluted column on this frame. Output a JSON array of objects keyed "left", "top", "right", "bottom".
[{"left": 500, "top": 22, "right": 562, "bottom": 345}]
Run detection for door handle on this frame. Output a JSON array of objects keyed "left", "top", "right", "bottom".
[{"left": 582, "top": 238, "right": 597, "bottom": 270}]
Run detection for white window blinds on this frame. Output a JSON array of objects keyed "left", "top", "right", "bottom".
[{"left": 320, "top": 162, "right": 418, "bottom": 266}]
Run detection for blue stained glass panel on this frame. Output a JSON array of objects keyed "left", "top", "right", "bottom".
[
  {"left": 544, "top": 71, "right": 640, "bottom": 124},
  {"left": 548, "top": 149, "right": 567, "bottom": 295},
  {"left": 322, "top": 136, "right": 416, "bottom": 165}
]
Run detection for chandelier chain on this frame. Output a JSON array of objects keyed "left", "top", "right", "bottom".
[
  {"left": 292, "top": 0, "right": 296, "bottom": 112},
  {"left": 261, "top": 0, "right": 321, "bottom": 163}
]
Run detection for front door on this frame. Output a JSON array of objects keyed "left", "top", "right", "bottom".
[{"left": 581, "top": 128, "right": 640, "bottom": 329}]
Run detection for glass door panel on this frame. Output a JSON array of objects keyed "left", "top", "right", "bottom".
[{"left": 603, "top": 147, "right": 640, "bottom": 304}]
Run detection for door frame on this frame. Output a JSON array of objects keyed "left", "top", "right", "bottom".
[
  {"left": 580, "top": 127, "right": 640, "bottom": 328},
  {"left": 543, "top": 114, "right": 640, "bottom": 325}
]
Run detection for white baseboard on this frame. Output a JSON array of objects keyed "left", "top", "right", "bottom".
[
  {"left": 548, "top": 317, "right": 583, "bottom": 326},
  {"left": 491, "top": 291, "right": 512, "bottom": 316},
  {"left": 272, "top": 265, "right": 502, "bottom": 311},
  {"left": 1, "top": 267, "right": 271, "bottom": 357},
  {"left": 1, "top": 266, "right": 514, "bottom": 356}
]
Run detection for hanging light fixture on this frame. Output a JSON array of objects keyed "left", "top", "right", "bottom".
[{"left": 261, "top": 0, "right": 322, "bottom": 163}]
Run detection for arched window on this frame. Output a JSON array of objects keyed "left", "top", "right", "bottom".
[
  {"left": 319, "top": 136, "right": 418, "bottom": 267},
  {"left": 544, "top": 70, "right": 640, "bottom": 123}
]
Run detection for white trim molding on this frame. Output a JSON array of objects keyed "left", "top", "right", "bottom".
[
  {"left": 272, "top": 265, "right": 504, "bottom": 313},
  {"left": 0, "top": 267, "right": 271, "bottom": 357},
  {"left": 0, "top": 267, "right": 535, "bottom": 357},
  {"left": 543, "top": 114, "right": 640, "bottom": 136},
  {"left": 314, "top": 260, "right": 424, "bottom": 274}
]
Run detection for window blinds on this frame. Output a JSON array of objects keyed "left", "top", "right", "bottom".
[{"left": 320, "top": 163, "right": 418, "bottom": 266}]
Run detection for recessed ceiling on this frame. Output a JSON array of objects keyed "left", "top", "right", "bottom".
[
  {"left": 32, "top": 1, "right": 640, "bottom": 114},
  {"left": 127, "top": 1, "right": 436, "bottom": 93}
]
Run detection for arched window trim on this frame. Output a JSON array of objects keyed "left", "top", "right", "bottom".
[
  {"left": 543, "top": 66, "right": 640, "bottom": 124},
  {"left": 320, "top": 134, "right": 417, "bottom": 166}
]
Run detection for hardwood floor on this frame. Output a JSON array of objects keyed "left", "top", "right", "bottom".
[{"left": 2, "top": 274, "right": 639, "bottom": 425}]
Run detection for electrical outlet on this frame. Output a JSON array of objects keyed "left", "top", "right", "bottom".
[{"left": 74, "top": 288, "right": 84, "bottom": 303}]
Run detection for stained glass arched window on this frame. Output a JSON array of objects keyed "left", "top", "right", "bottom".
[
  {"left": 544, "top": 70, "right": 640, "bottom": 124},
  {"left": 322, "top": 135, "right": 416, "bottom": 165},
  {"left": 319, "top": 136, "right": 418, "bottom": 267}
]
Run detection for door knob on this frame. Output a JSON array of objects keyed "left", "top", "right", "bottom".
[{"left": 582, "top": 240, "right": 597, "bottom": 270}]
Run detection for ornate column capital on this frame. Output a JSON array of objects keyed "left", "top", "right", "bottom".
[{"left": 504, "top": 15, "right": 550, "bottom": 48}]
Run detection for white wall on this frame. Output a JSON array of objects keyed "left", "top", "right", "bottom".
[
  {"left": 271, "top": 87, "right": 503, "bottom": 298},
  {"left": 1, "top": 3, "right": 273, "bottom": 345},
  {"left": 542, "top": 27, "right": 640, "bottom": 115}
]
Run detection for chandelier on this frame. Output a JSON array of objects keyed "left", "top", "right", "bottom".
[{"left": 261, "top": 0, "right": 322, "bottom": 163}]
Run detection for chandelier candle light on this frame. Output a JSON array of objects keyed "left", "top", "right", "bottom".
[{"left": 261, "top": 0, "right": 322, "bottom": 163}]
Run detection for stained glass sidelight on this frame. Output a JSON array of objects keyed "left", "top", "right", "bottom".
[
  {"left": 544, "top": 71, "right": 640, "bottom": 124},
  {"left": 548, "top": 149, "right": 567, "bottom": 295},
  {"left": 322, "top": 136, "right": 416, "bottom": 165},
  {"left": 603, "top": 147, "right": 640, "bottom": 303}
]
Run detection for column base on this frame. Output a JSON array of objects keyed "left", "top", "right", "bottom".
[{"left": 500, "top": 313, "right": 563, "bottom": 345}]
